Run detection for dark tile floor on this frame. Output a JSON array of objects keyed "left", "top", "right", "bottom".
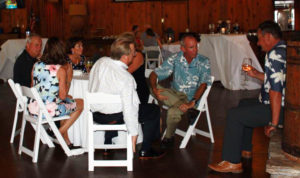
[{"left": 0, "top": 82, "right": 270, "bottom": 178}]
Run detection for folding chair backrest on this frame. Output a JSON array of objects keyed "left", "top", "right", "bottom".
[
  {"left": 144, "top": 46, "right": 163, "bottom": 69},
  {"left": 85, "top": 92, "right": 125, "bottom": 133},
  {"left": 8, "top": 79, "right": 24, "bottom": 143},
  {"left": 8, "top": 79, "right": 24, "bottom": 110},
  {"left": 85, "top": 92, "right": 122, "bottom": 106},
  {"left": 85, "top": 92, "right": 133, "bottom": 171},
  {"left": 196, "top": 76, "right": 215, "bottom": 111},
  {"left": 144, "top": 46, "right": 162, "bottom": 56}
]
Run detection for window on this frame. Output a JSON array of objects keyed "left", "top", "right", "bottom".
[{"left": 274, "top": 0, "right": 295, "bottom": 31}]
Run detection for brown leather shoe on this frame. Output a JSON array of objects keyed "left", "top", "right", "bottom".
[
  {"left": 208, "top": 161, "right": 243, "bottom": 173},
  {"left": 241, "top": 150, "right": 252, "bottom": 159}
]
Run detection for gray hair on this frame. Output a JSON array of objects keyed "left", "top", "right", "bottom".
[
  {"left": 180, "top": 34, "right": 197, "bottom": 47},
  {"left": 26, "top": 33, "right": 41, "bottom": 45},
  {"left": 110, "top": 32, "right": 135, "bottom": 60}
]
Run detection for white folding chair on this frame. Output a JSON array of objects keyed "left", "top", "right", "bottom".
[
  {"left": 85, "top": 92, "right": 133, "bottom": 171},
  {"left": 8, "top": 79, "right": 53, "bottom": 147},
  {"left": 18, "top": 86, "right": 84, "bottom": 163},
  {"left": 144, "top": 46, "right": 163, "bottom": 69},
  {"left": 161, "top": 76, "right": 215, "bottom": 148}
]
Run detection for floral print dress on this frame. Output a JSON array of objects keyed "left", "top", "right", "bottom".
[{"left": 28, "top": 61, "right": 76, "bottom": 118}]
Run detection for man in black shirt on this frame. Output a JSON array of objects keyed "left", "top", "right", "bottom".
[{"left": 13, "top": 34, "right": 42, "bottom": 87}]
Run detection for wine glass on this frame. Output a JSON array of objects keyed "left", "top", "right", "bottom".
[
  {"left": 85, "top": 59, "right": 93, "bottom": 73},
  {"left": 209, "top": 23, "right": 215, "bottom": 34},
  {"left": 242, "top": 58, "right": 252, "bottom": 87}
]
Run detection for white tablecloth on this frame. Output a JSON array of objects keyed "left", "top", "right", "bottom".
[
  {"left": 68, "top": 74, "right": 143, "bottom": 148},
  {"left": 162, "top": 34, "right": 263, "bottom": 90},
  {"left": 0, "top": 38, "right": 47, "bottom": 81}
]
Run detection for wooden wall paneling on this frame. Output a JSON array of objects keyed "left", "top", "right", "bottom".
[
  {"left": 0, "top": 9, "right": 27, "bottom": 34},
  {"left": 188, "top": 0, "right": 273, "bottom": 34},
  {"left": 46, "top": 2, "right": 64, "bottom": 38},
  {"left": 123, "top": 2, "right": 143, "bottom": 32},
  {"left": 89, "top": 0, "right": 122, "bottom": 36},
  {"left": 1, "top": 10, "right": 15, "bottom": 33},
  {"left": 248, "top": 0, "right": 273, "bottom": 30},
  {"left": 14, "top": 9, "right": 26, "bottom": 33},
  {"left": 144, "top": 2, "right": 162, "bottom": 36},
  {"left": 163, "top": 1, "right": 187, "bottom": 40},
  {"left": 37, "top": 0, "right": 47, "bottom": 37},
  {"left": 189, "top": 0, "right": 221, "bottom": 34},
  {"left": 87, "top": 0, "right": 97, "bottom": 37},
  {"left": 62, "top": 0, "right": 71, "bottom": 39},
  {"left": 226, "top": 0, "right": 241, "bottom": 30},
  {"left": 100, "top": 0, "right": 114, "bottom": 36},
  {"left": 14, "top": 0, "right": 275, "bottom": 40}
]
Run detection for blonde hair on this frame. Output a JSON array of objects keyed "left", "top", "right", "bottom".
[{"left": 110, "top": 32, "right": 135, "bottom": 60}]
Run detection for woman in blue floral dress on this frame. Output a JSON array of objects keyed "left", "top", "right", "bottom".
[{"left": 28, "top": 37, "right": 83, "bottom": 147}]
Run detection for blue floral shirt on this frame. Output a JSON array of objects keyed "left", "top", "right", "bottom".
[
  {"left": 259, "top": 40, "right": 286, "bottom": 107},
  {"left": 155, "top": 51, "right": 211, "bottom": 101}
]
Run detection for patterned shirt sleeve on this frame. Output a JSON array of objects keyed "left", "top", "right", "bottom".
[
  {"left": 199, "top": 56, "right": 212, "bottom": 86},
  {"left": 266, "top": 47, "right": 286, "bottom": 93}
]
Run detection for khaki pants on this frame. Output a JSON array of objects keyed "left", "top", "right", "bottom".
[{"left": 154, "top": 85, "right": 188, "bottom": 138}]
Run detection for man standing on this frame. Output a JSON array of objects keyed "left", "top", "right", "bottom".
[
  {"left": 149, "top": 34, "right": 212, "bottom": 148},
  {"left": 13, "top": 34, "right": 42, "bottom": 87},
  {"left": 88, "top": 34, "right": 164, "bottom": 159},
  {"left": 208, "top": 21, "right": 286, "bottom": 173}
]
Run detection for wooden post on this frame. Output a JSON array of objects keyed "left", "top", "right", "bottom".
[{"left": 282, "top": 41, "right": 300, "bottom": 160}]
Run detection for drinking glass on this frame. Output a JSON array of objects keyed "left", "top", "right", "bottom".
[
  {"left": 226, "top": 20, "right": 231, "bottom": 34},
  {"left": 85, "top": 59, "right": 93, "bottom": 73},
  {"left": 209, "top": 24, "right": 215, "bottom": 34},
  {"left": 242, "top": 58, "right": 252, "bottom": 86}
]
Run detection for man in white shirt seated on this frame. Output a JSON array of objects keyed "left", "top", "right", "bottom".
[{"left": 88, "top": 34, "right": 164, "bottom": 159}]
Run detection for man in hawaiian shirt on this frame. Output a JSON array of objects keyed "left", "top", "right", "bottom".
[
  {"left": 149, "top": 34, "right": 212, "bottom": 148},
  {"left": 208, "top": 21, "right": 286, "bottom": 173}
]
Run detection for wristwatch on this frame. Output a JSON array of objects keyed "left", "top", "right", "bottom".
[{"left": 268, "top": 122, "right": 278, "bottom": 128}]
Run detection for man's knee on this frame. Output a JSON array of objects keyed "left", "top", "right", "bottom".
[{"left": 167, "top": 115, "right": 182, "bottom": 125}]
